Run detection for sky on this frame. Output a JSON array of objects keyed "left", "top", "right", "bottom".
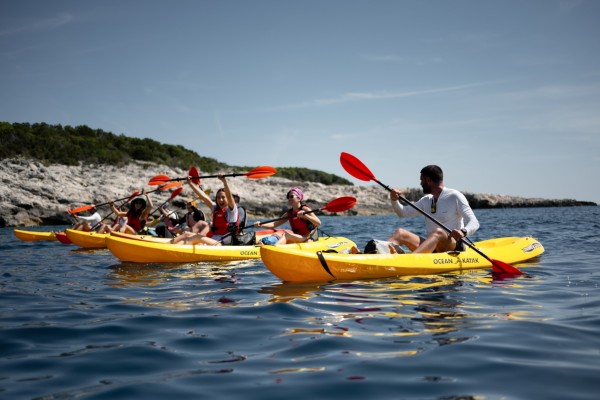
[{"left": 1, "top": 0, "right": 599, "bottom": 203}]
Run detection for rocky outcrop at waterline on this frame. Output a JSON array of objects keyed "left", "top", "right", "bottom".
[{"left": 0, "top": 158, "right": 596, "bottom": 228}]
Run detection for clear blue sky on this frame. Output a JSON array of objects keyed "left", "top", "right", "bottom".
[{"left": 2, "top": 0, "right": 599, "bottom": 202}]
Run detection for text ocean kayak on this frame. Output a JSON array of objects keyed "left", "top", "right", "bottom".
[
  {"left": 260, "top": 236, "right": 545, "bottom": 282},
  {"left": 106, "top": 235, "right": 357, "bottom": 263}
]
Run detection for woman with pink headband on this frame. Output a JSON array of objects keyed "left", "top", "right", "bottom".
[{"left": 253, "top": 186, "right": 321, "bottom": 245}]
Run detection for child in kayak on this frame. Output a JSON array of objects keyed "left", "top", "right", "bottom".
[
  {"left": 253, "top": 187, "right": 321, "bottom": 245},
  {"left": 171, "top": 175, "right": 239, "bottom": 245}
]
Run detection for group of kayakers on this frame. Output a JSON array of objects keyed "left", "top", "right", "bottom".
[
  {"left": 69, "top": 163, "right": 479, "bottom": 255},
  {"left": 69, "top": 173, "right": 323, "bottom": 248}
]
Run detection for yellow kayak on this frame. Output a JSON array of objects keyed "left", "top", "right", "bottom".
[
  {"left": 109, "top": 228, "right": 293, "bottom": 244},
  {"left": 260, "top": 236, "right": 545, "bottom": 282},
  {"left": 106, "top": 235, "right": 357, "bottom": 263},
  {"left": 14, "top": 229, "right": 57, "bottom": 242},
  {"left": 65, "top": 229, "right": 109, "bottom": 249},
  {"left": 109, "top": 230, "right": 171, "bottom": 243}
]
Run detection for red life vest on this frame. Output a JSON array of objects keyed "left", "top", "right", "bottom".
[
  {"left": 127, "top": 212, "right": 143, "bottom": 231},
  {"left": 287, "top": 206, "right": 314, "bottom": 235},
  {"left": 210, "top": 206, "right": 238, "bottom": 236}
]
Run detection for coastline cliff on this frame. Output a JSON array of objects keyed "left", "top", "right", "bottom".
[{"left": 0, "top": 158, "right": 596, "bottom": 228}]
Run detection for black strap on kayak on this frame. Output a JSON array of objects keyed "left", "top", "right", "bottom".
[
  {"left": 316, "top": 228, "right": 331, "bottom": 238},
  {"left": 316, "top": 251, "right": 335, "bottom": 279}
]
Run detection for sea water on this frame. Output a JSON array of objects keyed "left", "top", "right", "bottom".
[{"left": 1, "top": 206, "right": 599, "bottom": 399}]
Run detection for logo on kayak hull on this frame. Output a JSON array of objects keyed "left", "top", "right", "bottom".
[
  {"left": 522, "top": 242, "right": 542, "bottom": 252},
  {"left": 326, "top": 241, "right": 351, "bottom": 249}
]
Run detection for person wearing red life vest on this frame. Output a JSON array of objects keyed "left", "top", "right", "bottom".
[
  {"left": 171, "top": 175, "right": 239, "bottom": 245},
  {"left": 253, "top": 187, "right": 321, "bottom": 245},
  {"left": 106, "top": 192, "right": 153, "bottom": 235}
]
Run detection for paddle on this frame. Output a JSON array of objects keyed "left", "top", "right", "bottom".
[
  {"left": 340, "top": 152, "right": 523, "bottom": 275},
  {"left": 249, "top": 196, "right": 357, "bottom": 228},
  {"left": 218, "top": 196, "right": 357, "bottom": 243},
  {"left": 148, "top": 186, "right": 184, "bottom": 217},
  {"left": 69, "top": 182, "right": 182, "bottom": 214},
  {"left": 147, "top": 165, "right": 277, "bottom": 186}
]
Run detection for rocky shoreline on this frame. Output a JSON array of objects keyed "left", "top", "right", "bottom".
[{"left": 0, "top": 158, "right": 596, "bottom": 228}]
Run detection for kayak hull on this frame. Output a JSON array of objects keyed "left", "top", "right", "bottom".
[
  {"left": 109, "top": 229, "right": 293, "bottom": 244},
  {"left": 65, "top": 229, "right": 108, "bottom": 249},
  {"left": 55, "top": 232, "right": 72, "bottom": 244},
  {"left": 106, "top": 235, "right": 357, "bottom": 263},
  {"left": 260, "top": 236, "right": 545, "bottom": 282},
  {"left": 14, "top": 229, "right": 57, "bottom": 242}
]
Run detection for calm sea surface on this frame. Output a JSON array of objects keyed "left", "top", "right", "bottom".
[{"left": 1, "top": 207, "right": 599, "bottom": 399}]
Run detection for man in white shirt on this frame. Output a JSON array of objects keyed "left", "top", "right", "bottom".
[
  {"left": 72, "top": 207, "right": 102, "bottom": 231},
  {"left": 388, "top": 165, "right": 479, "bottom": 253}
]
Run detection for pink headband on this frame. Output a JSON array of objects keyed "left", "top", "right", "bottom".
[{"left": 287, "top": 187, "right": 304, "bottom": 201}]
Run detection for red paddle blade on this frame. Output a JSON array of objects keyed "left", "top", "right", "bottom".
[
  {"left": 159, "top": 181, "right": 183, "bottom": 190},
  {"left": 245, "top": 166, "right": 277, "bottom": 179},
  {"left": 125, "top": 191, "right": 141, "bottom": 203},
  {"left": 169, "top": 187, "right": 184, "bottom": 199},
  {"left": 189, "top": 166, "right": 200, "bottom": 185},
  {"left": 69, "top": 205, "right": 94, "bottom": 214},
  {"left": 340, "top": 152, "right": 376, "bottom": 182},
  {"left": 148, "top": 174, "right": 171, "bottom": 185},
  {"left": 321, "top": 196, "right": 357, "bottom": 213},
  {"left": 491, "top": 259, "right": 523, "bottom": 275}
]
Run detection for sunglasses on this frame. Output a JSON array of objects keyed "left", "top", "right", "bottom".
[
  {"left": 431, "top": 198, "right": 437, "bottom": 214},
  {"left": 287, "top": 195, "right": 295, "bottom": 199}
]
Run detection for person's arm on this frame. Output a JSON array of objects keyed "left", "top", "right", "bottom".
[
  {"left": 391, "top": 191, "right": 427, "bottom": 218},
  {"left": 110, "top": 202, "right": 126, "bottom": 217},
  {"left": 458, "top": 193, "right": 479, "bottom": 236},
  {"left": 219, "top": 175, "right": 236, "bottom": 210},
  {"left": 254, "top": 214, "right": 286, "bottom": 229},
  {"left": 187, "top": 178, "right": 213, "bottom": 209},
  {"left": 298, "top": 205, "right": 321, "bottom": 227},
  {"left": 142, "top": 193, "right": 153, "bottom": 219},
  {"left": 390, "top": 188, "right": 406, "bottom": 217}
]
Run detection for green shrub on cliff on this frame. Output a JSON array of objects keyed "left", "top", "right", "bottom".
[{"left": 0, "top": 122, "right": 352, "bottom": 185}]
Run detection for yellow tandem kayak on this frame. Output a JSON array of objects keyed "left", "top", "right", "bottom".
[
  {"left": 108, "top": 228, "right": 294, "bottom": 244},
  {"left": 65, "top": 229, "right": 109, "bottom": 249},
  {"left": 106, "top": 235, "right": 357, "bottom": 263},
  {"left": 67, "top": 228, "right": 297, "bottom": 250},
  {"left": 14, "top": 229, "right": 57, "bottom": 242},
  {"left": 260, "top": 236, "right": 545, "bottom": 282}
]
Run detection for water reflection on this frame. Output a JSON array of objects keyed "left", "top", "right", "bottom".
[
  {"left": 259, "top": 272, "right": 520, "bottom": 357},
  {"left": 106, "top": 260, "right": 256, "bottom": 288},
  {"left": 107, "top": 262, "right": 189, "bottom": 287},
  {"left": 104, "top": 260, "right": 258, "bottom": 310},
  {"left": 258, "top": 282, "right": 326, "bottom": 303}
]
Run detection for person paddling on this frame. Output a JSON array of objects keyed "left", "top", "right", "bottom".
[
  {"left": 71, "top": 207, "right": 102, "bottom": 231},
  {"left": 253, "top": 187, "right": 321, "bottom": 245},
  {"left": 387, "top": 165, "right": 479, "bottom": 253}
]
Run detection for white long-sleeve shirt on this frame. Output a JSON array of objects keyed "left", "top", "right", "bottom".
[
  {"left": 391, "top": 187, "right": 480, "bottom": 236},
  {"left": 76, "top": 212, "right": 102, "bottom": 226}
]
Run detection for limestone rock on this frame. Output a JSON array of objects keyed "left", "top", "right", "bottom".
[{"left": 0, "top": 158, "right": 595, "bottom": 228}]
